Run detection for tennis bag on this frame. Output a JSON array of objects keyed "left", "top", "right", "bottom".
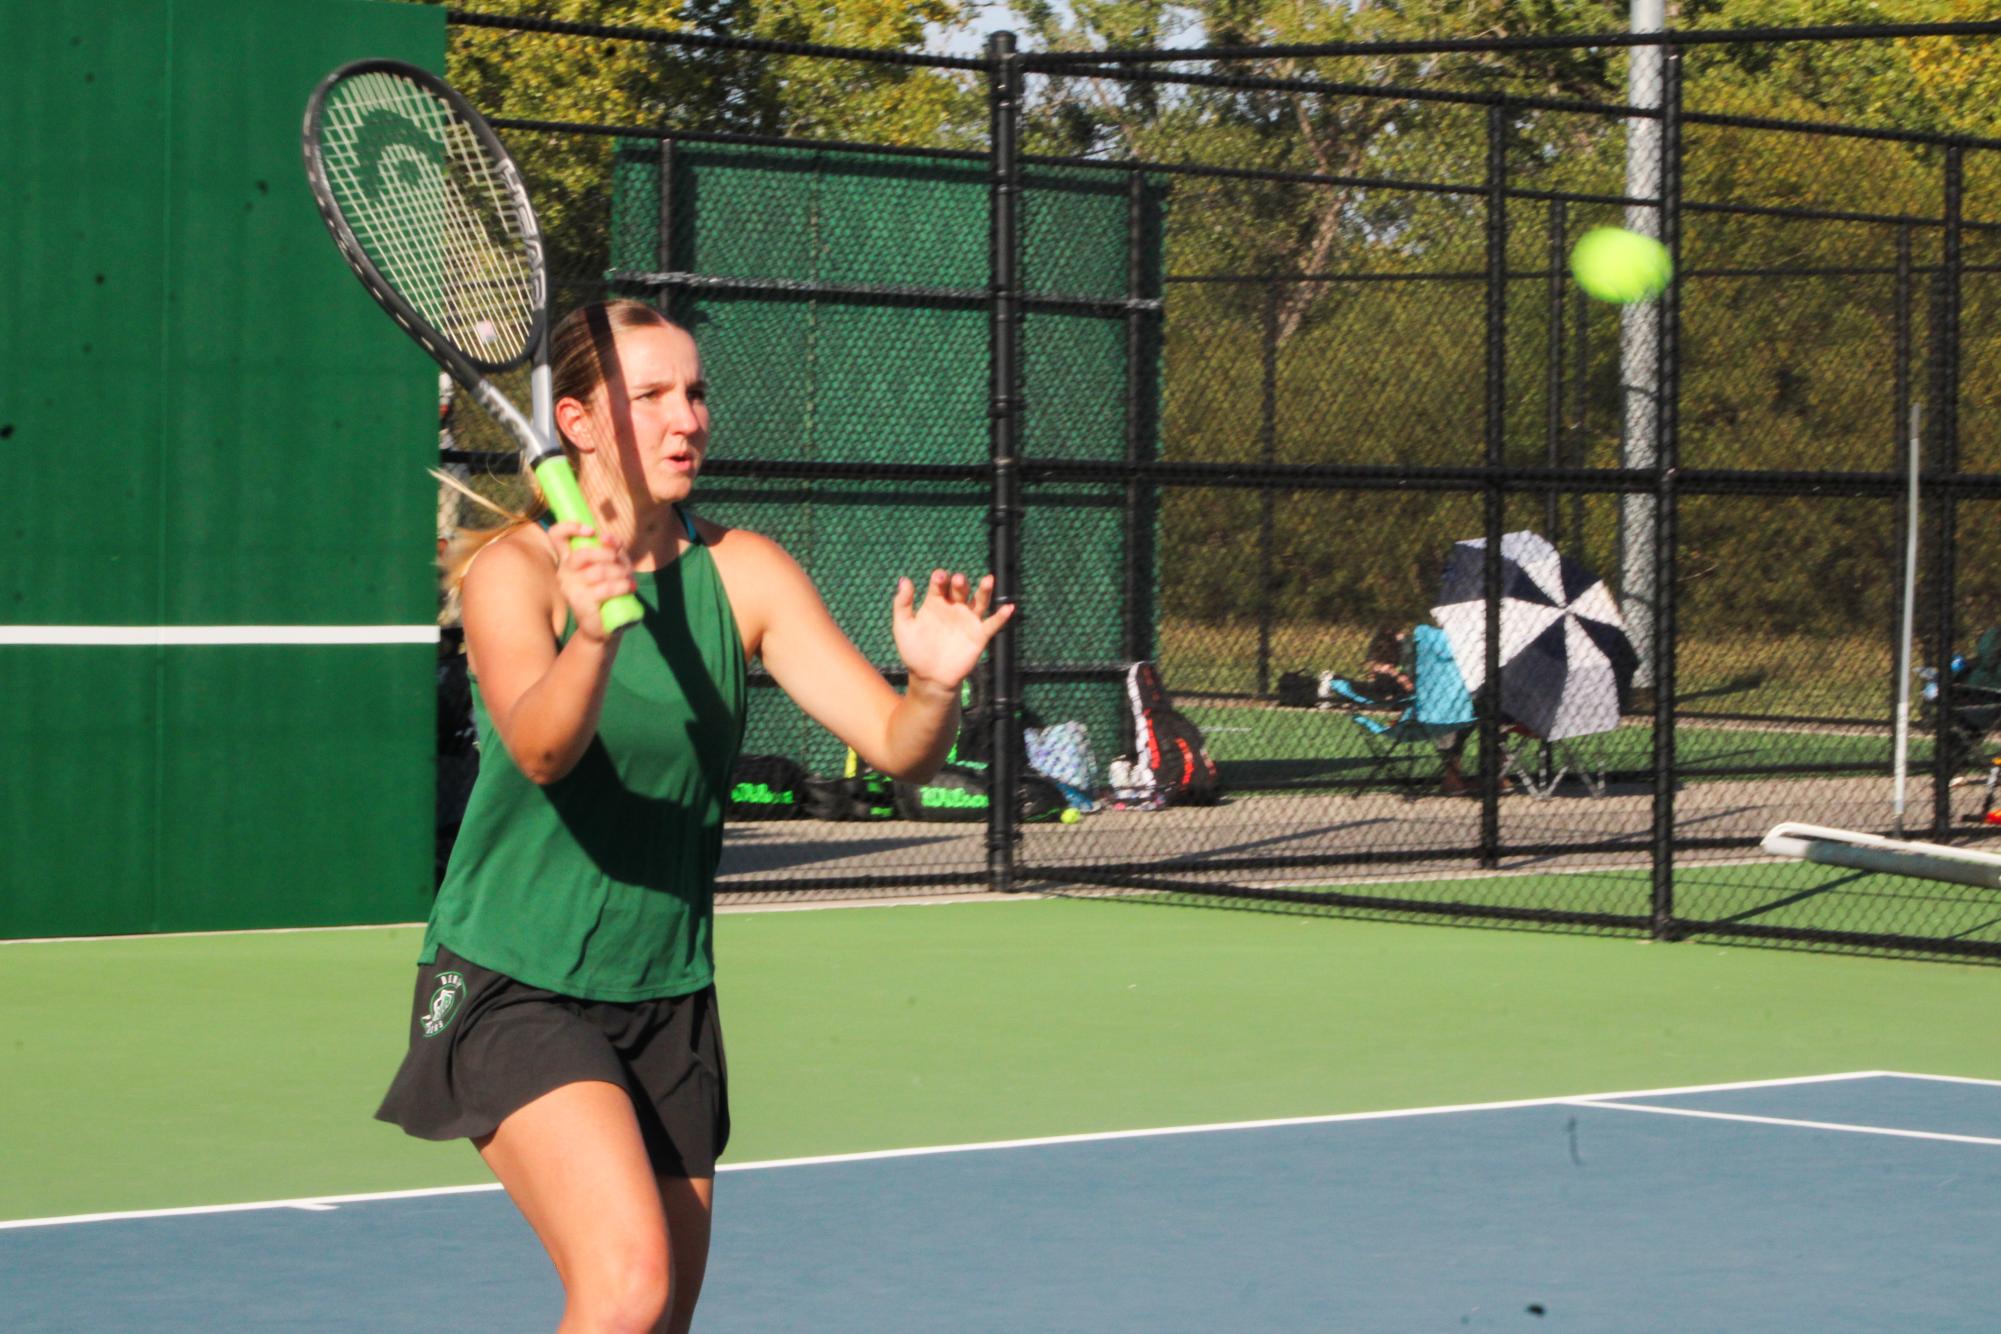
[
  {"left": 946, "top": 655, "right": 1042, "bottom": 768},
  {"left": 726, "top": 755, "right": 807, "bottom": 820},
  {"left": 1118, "top": 661, "right": 1222, "bottom": 805},
  {"left": 892, "top": 762, "right": 1069, "bottom": 824},
  {"left": 800, "top": 773, "right": 896, "bottom": 822},
  {"left": 795, "top": 748, "right": 894, "bottom": 822}
]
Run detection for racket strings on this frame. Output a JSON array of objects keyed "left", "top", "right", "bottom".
[{"left": 315, "top": 71, "right": 537, "bottom": 364}]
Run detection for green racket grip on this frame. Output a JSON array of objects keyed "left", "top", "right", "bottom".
[{"left": 530, "top": 455, "right": 645, "bottom": 635}]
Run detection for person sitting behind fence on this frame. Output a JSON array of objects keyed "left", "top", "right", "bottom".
[
  {"left": 1321, "top": 625, "right": 1414, "bottom": 707},
  {"left": 1927, "top": 624, "right": 2001, "bottom": 780},
  {"left": 1325, "top": 623, "right": 1501, "bottom": 796}
]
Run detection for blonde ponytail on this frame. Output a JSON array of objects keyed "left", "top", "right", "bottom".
[{"left": 432, "top": 466, "right": 541, "bottom": 605}]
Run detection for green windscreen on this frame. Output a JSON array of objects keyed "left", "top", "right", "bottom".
[
  {"left": 1, "top": 0, "right": 443, "bottom": 938},
  {"left": 609, "top": 140, "right": 1162, "bottom": 779}
]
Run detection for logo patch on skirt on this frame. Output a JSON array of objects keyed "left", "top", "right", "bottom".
[{"left": 421, "top": 970, "right": 468, "bottom": 1037}]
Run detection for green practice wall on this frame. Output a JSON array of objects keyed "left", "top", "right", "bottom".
[
  {"left": 1, "top": 0, "right": 444, "bottom": 937},
  {"left": 610, "top": 141, "right": 1162, "bottom": 779}
]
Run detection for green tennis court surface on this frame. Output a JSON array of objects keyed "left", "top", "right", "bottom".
[
  {"left": 3, "top": 897, "right": 1997, "bottom": 1326},
  {"left": 1258, "top": 860, "right": 2001, "bottom": 944}
]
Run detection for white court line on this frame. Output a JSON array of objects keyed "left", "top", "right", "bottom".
[
  {"left": 0, "top": 922, "right": 425, "bottom": 947},
  {"left": 0, "top": 1185, "right": 506, "bottom": 1231},
  {"left": 0, "top": 1070, "right": 1898, "bottom": 1232},
  {"left": 0, "top": 896, "right": 1033, "bottom": 944},
  {"left": 0, "top": 625, "right": 438, "bottom": 646},
  {"left": 1873, "top": 1070, "right": 2001, "bottom": 1088},
  {"left": 1570, "top": 1098, "right": 2001, "bottom": 1147},
  {"left": 716, "top": 1071, "right": 1895, "bottom": 1173}
]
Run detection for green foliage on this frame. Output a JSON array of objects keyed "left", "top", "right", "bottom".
[
  {"left": 397, "top": 0, "right": 987, "bottom": 308},
  {"left": 1686, "top": 0, "right": 2001, "bottom": 133},
  {"left": 1003, "top": 1, "right": 2001, "bottom": 638},
  {"left": 412, "top": 1, "right": 2001, "bottom": 645}
]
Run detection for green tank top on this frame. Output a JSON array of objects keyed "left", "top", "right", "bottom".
[{"left": 422, "top": 511, "right": 747, "bottom": 1001}]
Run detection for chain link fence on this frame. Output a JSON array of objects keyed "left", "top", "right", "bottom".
[{"left": 433, "top": 11, "right": 2001, "bottom": 963}]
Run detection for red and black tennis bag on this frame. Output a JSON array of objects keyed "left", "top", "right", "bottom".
[{"left": 1120, "top": 661, "right": 1222, "bottom": 805}]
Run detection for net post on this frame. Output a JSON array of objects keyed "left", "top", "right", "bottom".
[{"left": 987, "top": 30, "right": 1024, "bottom": 895}]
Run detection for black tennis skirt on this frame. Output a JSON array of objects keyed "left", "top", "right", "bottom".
[{"left": 375, "top": 944, "right": 730, "bottom": 1178}]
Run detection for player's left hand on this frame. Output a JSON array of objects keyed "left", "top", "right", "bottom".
[{"left": 892, "top": 571, "right": 1014, "bottom": 692}]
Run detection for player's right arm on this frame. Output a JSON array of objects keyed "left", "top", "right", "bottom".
[{"left": 461, "top": 523, "right": 636, "bottom": 785}]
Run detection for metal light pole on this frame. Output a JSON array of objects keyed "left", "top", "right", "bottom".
[{"left": 1621, "top": 0, "right": 1665, "bottom": 693}]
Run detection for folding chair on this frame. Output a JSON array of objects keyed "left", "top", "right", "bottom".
[
  {"left": 1330, "top": 625, "right": 1476, "bottom": 797},
  {"left": 1501, "top": 730, "right": 1611, "bottom": 800}
]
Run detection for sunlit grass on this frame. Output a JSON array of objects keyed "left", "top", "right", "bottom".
[{"left": 1158, "top": 619, "right": 1912, "bottom": 724}]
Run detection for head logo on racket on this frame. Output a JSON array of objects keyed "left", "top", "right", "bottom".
[
  {"left": 351, "top": 108, "right": 437, "bottom": 198},
  {"left": 302, "top": 58, "right": 641, "bottom": 634},
  {"left": 421, "top": 970, "right": 468, "bottom": 1038}
]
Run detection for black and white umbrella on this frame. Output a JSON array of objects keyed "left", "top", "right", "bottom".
[{"left": 1429, "top": 530, "right": 1639, "bottom": 741}]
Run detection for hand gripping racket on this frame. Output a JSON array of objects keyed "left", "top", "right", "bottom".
[{"left": 302, "top": 58, "right": 644, "bottom": 634}]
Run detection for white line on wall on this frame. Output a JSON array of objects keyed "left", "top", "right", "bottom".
[{"left": 0, "top": 626, "right": 440, "bottom": 646}]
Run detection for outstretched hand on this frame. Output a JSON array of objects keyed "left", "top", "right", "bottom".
[{"left": 892, "top": 570, "right": 1015, "bottom": 691}]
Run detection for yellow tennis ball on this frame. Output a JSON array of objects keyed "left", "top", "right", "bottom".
[
  {"left": 1060, "top": 807, "right": 1081, "bottom": 825},
  {"left": 1569, "top": 226, "right": 1672, "bottom": 304}
]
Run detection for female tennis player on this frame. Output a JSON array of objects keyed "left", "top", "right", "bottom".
[{"left": 377, "top": 299, "right": 1011, "bottom": 1333}]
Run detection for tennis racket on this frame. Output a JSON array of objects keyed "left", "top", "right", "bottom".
[{"left": 301, "top": 58, "right": 644, "bottom": 634}]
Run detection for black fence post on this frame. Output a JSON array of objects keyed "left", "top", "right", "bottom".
[
  {"left": 1650, "top": 44, "right": 1682, "bottom": 940},
  {"left": 1258, "top": 282, "right": 1279, "bottom": 698},
  {"left": 1572, "top": 271, "right": 1589, "bottom": 566},
  {"left": 1892, "top": 225, "right": 1912, "bottom": 727},
  {"left": 656, "top": 136, "right": 678, "bottom": 318},
  {"left": 987, "top": 31, "right": 1024, "bottom": 894},
  {"left": 1546, "top": 199, "right": 1567, "bottom": 545},
  {"left": 1480, "top": 99, "right": 1507, "bottom": 868},
  {"left": 1931, "top": 146, "right": 1964, "bottom": 839},
  {"left": 1124, "top": 168, "right": 1150, "bottom": 663}
]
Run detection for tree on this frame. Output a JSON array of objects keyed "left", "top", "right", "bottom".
[
  {"left": 408, "top": 1, "right": 2001, "bottom": 647},
  {"left": 991, "top": 2, "right": 2001, "bottom": 639},
  {"left": 399, "top": 0, "right": 989, "bottom": 297}
]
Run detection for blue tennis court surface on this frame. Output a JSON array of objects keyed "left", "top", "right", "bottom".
[{"left": 5, "top": 1072, "right": 1996, "bottom": 1332}]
